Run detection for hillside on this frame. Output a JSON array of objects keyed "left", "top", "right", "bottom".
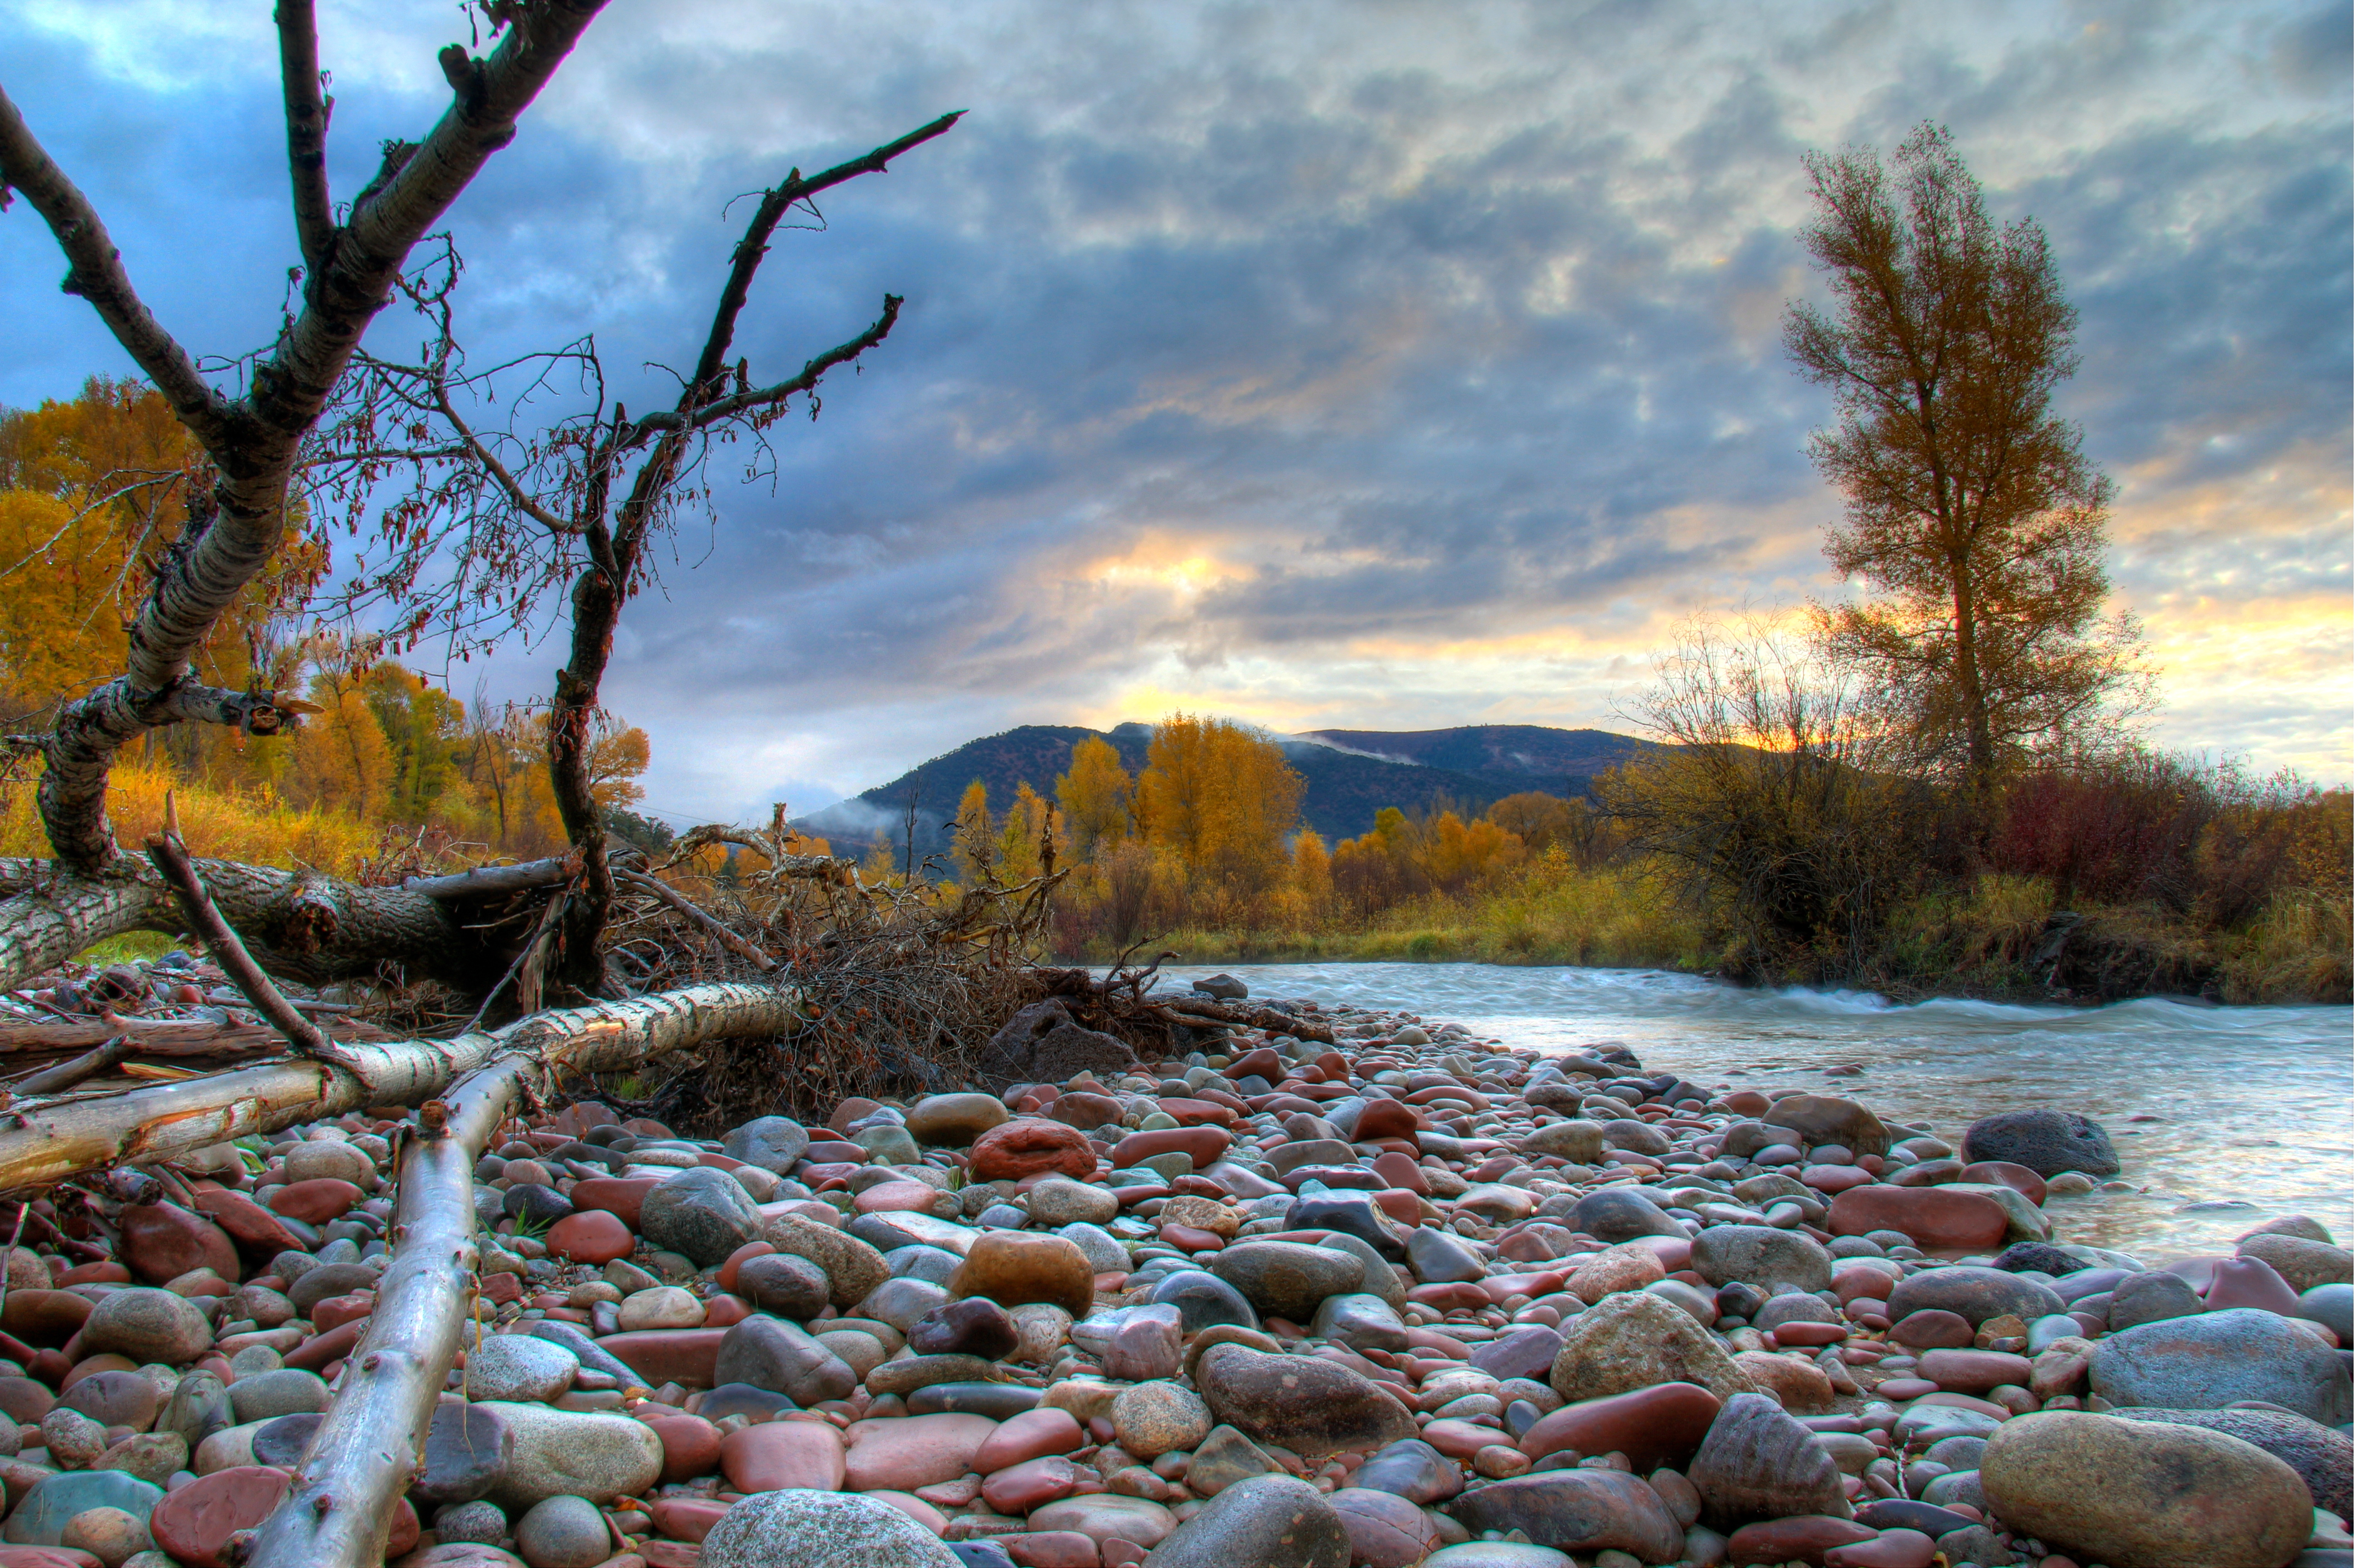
[{"left": 798, "top": 721, "right": 1661, "bottom": 859}]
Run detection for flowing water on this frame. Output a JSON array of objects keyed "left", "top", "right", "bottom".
[{"left": 1152, "top": 962, "right": 2352, "bottom": 1259}]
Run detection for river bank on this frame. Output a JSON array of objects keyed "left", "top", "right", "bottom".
[{"left": 0, "top": 975, "right": 2344, "bottom": 1568}]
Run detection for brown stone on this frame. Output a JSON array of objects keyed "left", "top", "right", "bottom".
[
  {"left": 842, "top": 1413, "right": 999, "bottom": 1492},
  {"left": 547, "top": 1211, "right": 635, "bottom": 1265},
  {"left": 117, "top": 1203, "right": 240, "bottom": 1287},
  {"left": 570, "top": 1178, "right": 663, "bottom": 1229},
  {"left": 264, "top": 1179, "right": 362, "bottom": 1226},
  {"left": 949, "top": 1233, "right": 1097, "bottom": 1317},
  {"left": 1, "top": 1291, "right": 91, "bottom": 1346},
  {"left": 148, "top": 1465, "right": 291, "bottom": 1568},
  {"left": 968, "top": 1119, "right": 1098, "bottom": 1184},
  {"left": 1827, "top": 1186, "right": 2008, "bottom": 1252},
  {"left": 1109, "top": 1127, "right": 1232, "bottom": 1170},
  {"left": 1889, "top": 1309, "right": 1973, "bottom": 1350},
  {"left": 1047, "top": 1092, "right": 1123, "bottom": 1131},
  {"left": 189, "top": 1190, "right": 305, "bottom": 1256},
  {"left": 1762, "top": 1095, "right": 1889, "bottom": 1157},
  {"left": 640, "top": 1414, "right": 722, "bottom": 1484},
  {"left": 1957, "top": 1161, "right": 2047, "bottom": 1205},
  {"left": 1352, "top": 1099, "right": 1423, "bottom": 1142},
  {"left": 598, "top": 1329, "right": 727, "bottom": 1390},
  {"left": 719, "top": 1418, "right": 846, "bottom": 1492},
  {"left": 1731, "top": 1351, "right": 1835, "bottom": 1414},
  {"left": 1193, "top": 1344, "right": 1419, "bottom": 1460},
  {"left": 1724, "top": 1517, "right": 1875, "bottom": 1564},
  {"left": 1518, "top": 1382, "right": 1723, "bottom": 1470},
  {"left": 1918, "top": 1348, "right": 2033, "bottom": 1394}
]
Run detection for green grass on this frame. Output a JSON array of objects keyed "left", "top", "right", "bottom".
[{"left": 73, "top": 931, "right": 175, "bottom": 966}]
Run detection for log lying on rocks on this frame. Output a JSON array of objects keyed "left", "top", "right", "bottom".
[
  {"left": 245, "top": 1043, "right": 609, "bottom": 1568},
  {"left": 0, "top": 980, "right": 801, "bottom": 1191},
  {"left": 0, "top": 1014, "right": 393, "bottom": 1057}
]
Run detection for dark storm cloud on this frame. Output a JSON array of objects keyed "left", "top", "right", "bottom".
[{"left": 0, "top": 0, "right": 2344, "bottom": 809}]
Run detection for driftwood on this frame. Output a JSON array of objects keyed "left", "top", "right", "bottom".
[
  {"left": 5, "top": 1037, "right": 130, "bottom": 1096},
  {"left": 0, "top": 1016, "right": 391, "bottom": 1057},
  {"left": 0, "top": 981, "right": 799, "bottom": 1192}
]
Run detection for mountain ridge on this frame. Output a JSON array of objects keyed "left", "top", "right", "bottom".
[{"left": 796, "top": 722, "right": 1664, "bottom": 859}]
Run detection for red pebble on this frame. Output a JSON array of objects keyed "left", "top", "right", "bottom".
[{"left": 547, "top": 1210, "right": 635, "bottom": 1265}]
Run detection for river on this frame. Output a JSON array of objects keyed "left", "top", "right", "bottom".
[{"left": 1150, "top": 962, "right": 2352, "bottom": 1259}]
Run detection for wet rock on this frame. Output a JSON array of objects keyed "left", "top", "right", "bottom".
[
  {"left": 1686, "top": 1392, "right": 1848, "bottom": 1529},
  {"left": 1194, "top": 1344, "right": 1418, "bottom": 1459},
  {"left": 2237, "top": 1232, "right": 2354, "bottom": 1294},
  {"left": 1982, "top": 1410, "right": 2311, "bottom": 1568},
  {"left": 1548, "top": 1290, "right": 1757, "bottom": 1405},
  {"left": 1446, "top": 1469, "right": 1685, "bottom": 1562},
  {"left": 1959, "top": 1109, "right": 2119, "bottom": 1177},
  {"left": 2088, "top": 1307, "right": 2352, "bottom": 1423},
  {"left": 699, "top": 1489, "right": 960, "bottom": 1568},
  {"left": 1690, "top": 1226, "right": 1832, "bottom": 1293},
  {"left": 1762, "top": 1095, "right": 1889, "bottom": 1157},
  {"left": 638, "top": 1168, "right": 763, "bottom": 1267},
  {"left": 1147, "top": 1474, "right": 1350, "bottom": 1568},
  {"left": 1827, "top": 1187, "right": 2009, "bottom": 1252},
  {"left": 2108, "top": 1269, "right": 2206, "bottom": 1330}
]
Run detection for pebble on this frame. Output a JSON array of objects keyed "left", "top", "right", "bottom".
[{"left": 0, "top": 983, "right": 2337, "bottom": 1568}]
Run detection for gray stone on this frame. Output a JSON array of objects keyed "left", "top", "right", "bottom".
[
  {"left": 1884, "top": 1266, "right": 2065, "bottom": 1327},
  {"left": 226, "top": 1368, "right": 331, "bottom": 1424},
  {"left": 1194, "top": 1344, "right": 1419, "bottom": 1459},
  {"left": 1024, "top": 1178, "right": 1118, "bottom": 1228},
  {"left": 0, "top": 1471, "right": 163, "bottom": 1545},
  {"left": 1143, "top": 1269, "right": 1260, "bottom": 1333},
  {"left": 415, "top": 1403, "right": 519, "bottom": 1505},
  {"left": 287, "top": 1261, "right": 379, "bottom": 1316},
  {"left": 1444, "top": 1469, "right": 1686, "bottom": 1561},
  {"left": 699, "top": 1489, "right": 960, "bottom": 1568},
  {"left": 884, "top": 1245, "right": 964, "bottom": 1286},
  {"left": 1209, "top": 1242, "right": 1364, "bottom": 1321},
  {"left": 2112, "top": 1405, "right": 2354, "bottom": 1518},
  {"left": 1569, "top": 1188, "right": 1682, "bottom": 1243},
  {"left": 2089, "top": 1308, "right": 2353, "bottom": 1424},
  {"left": 1469, "top": 1326, "right": 1565, "bottom": 1384},
  {"left": 1184, "top": 1425, "right": 1284, "bottom": 1496},
  {"left": 434, "top": 1501, "right": 509, "bottom": 1547},
  {"left": 1285, "top": 1194, "right": 1409, "bottom": 1263},
  {"left": 722, "top": 1116, "right": 811, "bottom": 1173},
  {"left": 251, "top": 1413, "right": 324, "bottom": 1468},
  {"left": 1055, "top": 1223, "right": 1128, "bottom": 1275},
  {"left": 1520, "top": 1120, "right": 1606, "bottom": 1162},
  {"left": 1404, "top": 1228, "right": 1486, "bottom": 1284},
  {"left": 1146, "top": 1474, "right": 1350, "bottom": 1568},
  {"left": 2107, "top": 1269, "right": 2206, "bottom": 1331},
  {"left": 638, "top": 1167, "right": 763, "bottom": 1266},
  {"left": 1690, "top": 1225, "right": 1833, "bottom": 1293},
  {"left": 712, "top": 1314, "right": 857, "bottom": 1404},
  {"left": 513, "top": 1494, "right": 610, "bottom": 1568},
  {"left": 1959, "top": 1109, "right": 2120, "bottom": 1177},
  {"left": 155, "top": 1371, "right": 232, "bottom": 1451},
  {"left": 1309, "top": 1292, "right": 1408, "bottom": 1355},
  {"left": 1353, "top": 1437, "right": 1463, "bottom": 1505},
  {"left": 480, "top": 1401, "right": 663, "bottom": 1508},
  {"left": 77, "top": 1289, "right": 211, "bottom": 1366},
  {"left": 1686, "top": 1392, "right": 1848, "bottom": 1529},
  {"left": 466, "top": 1333, "right": 579, "bottom": 1403}
]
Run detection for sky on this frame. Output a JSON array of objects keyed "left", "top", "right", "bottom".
[{"left": 1, "top": 0, "right": 2347, "bottom": 822}]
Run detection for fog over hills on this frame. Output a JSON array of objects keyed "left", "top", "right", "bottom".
[{"left": 797, "top": 723, "right": 1665, "bottom": 860}]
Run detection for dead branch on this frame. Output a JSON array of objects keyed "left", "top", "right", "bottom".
[
  {"left": 616, "top": 868, "right": 773, "bottom": 970},
  {"left": 401, "top": 853, "right": 579, "bottom": 900},
  {"left": 274, "top": 0, "right": 335, "bottom": 273},
  {"left": 0, "top": 1015, "right": 388, "bottom": 1058},
  {"left": 5, "top": 1037, "right": 129, "bottom": 1096},
  {"left": 143, "top": 828, "right": 364, "bottom": 1070},
  {"left": 0, "top": 980, "right": 798, "bottom": 1192}
]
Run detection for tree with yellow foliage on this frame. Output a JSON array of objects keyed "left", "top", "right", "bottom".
[
  {"left": 995, "top": 780, "right": 1062, "bottom": 883},
  {"left": 1055, "top": 736, "right": 1132, "bottom": 862},
  {"left": 1291, "top": 827, "right": 1333, "bottom": 922},
  {"left": 950, "top": 779, "right": 995, "bottom": 885},
  {"left": 1134, "top": 714, "right": 1303, "bottom": 897}
]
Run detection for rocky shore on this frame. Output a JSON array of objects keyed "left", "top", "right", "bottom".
[{"left": 0, "top": 979, "right": 2344, "bottom": 1568}]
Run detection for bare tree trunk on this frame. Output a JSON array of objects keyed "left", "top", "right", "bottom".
[{"left": 0, "top": 981, "right": 797, "bottom": 1191}]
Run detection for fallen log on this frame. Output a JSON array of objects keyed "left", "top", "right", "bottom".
[
  {"left": 0, "top": 1015, "right": 392, "bottom": 1057},
  {"left": 244, "top": 1048, "right": 579, "bottom": 1568},
  {"left": 0, "top": 981, "right": 802, "bottom": 1192}
]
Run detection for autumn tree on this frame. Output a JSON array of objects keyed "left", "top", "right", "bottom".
[
  {"left": 1784, "top": 123, "right": 2145, "bottom": 798},
  {"left": 1134, "top": 714, "right": 1303, "bottom": 897},
  {"left": 1055, "top": 735, "right": 1132, "bottom": 861},
  {"left": 950, "top": 779, "right": 995, "bottom": 885}
]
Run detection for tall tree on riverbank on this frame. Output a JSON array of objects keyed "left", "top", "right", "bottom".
[{"left": 1784, "top": 124, "right": 2146, "bottom": 799}]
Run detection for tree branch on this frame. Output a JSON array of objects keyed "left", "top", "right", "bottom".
[
  {"left": 0, "top": 87, "right": 233, "bottom": 449},
  {"left": 617, "top": 868, "right": 774, "bottom": 970},
  {"left": 637, "top": 294, "right": 905, "bottom": 438},
  {"left": 143, "top": 828, "right": 364, "bottom": 1070},
  {"left": 426, "top": 371, "right": 576, "bottom": 533},
  {"left": 276, "top": 0, "right": 336, "bottom": 273}
]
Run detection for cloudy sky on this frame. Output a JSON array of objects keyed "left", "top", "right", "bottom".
[{"left": 2, "top": 0, "right": 2346, "bottom": 820}]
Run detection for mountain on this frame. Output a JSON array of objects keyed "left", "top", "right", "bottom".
[{"left": 799, "top": 722, "right": 1664, "bottom": 859}]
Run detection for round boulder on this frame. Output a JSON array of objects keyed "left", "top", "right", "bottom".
[
  {"left": 638, "top": 1168, "right": 763, "bottom": 1267},
  {"left": 1145, "top": 1474, "right": 1350, "bottom": 1568},
  {"left": 1959, "top": 1109, "right": 2119, "bottom": 1177},
  {"left": 1981, "top": 1410, "right": 2310, "bottom": 1568},
  {"left": 699, "top": 1489, "right": 959, "bottom": 1568},
  {"left": 78, "top": 1291, "right": 212, "bottom": 1367},
  {"left": 1689, "top": 1226, "right": 1832, "bottom": 1294}
]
